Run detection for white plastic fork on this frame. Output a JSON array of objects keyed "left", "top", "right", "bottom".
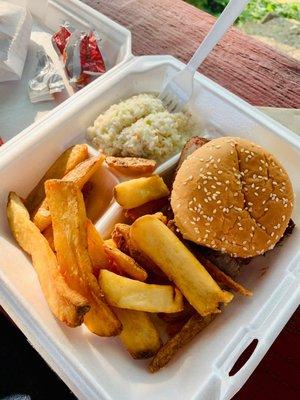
[{"left": 159, "top": 0, "right": 250, "bottom": 113}]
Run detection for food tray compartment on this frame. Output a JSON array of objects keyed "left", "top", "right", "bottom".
[
  {"left": 0, "top": 55, "right": 299, "bottom": 400},
  {"left": 0, "top": 0, "right": 132, "bottom": 143}
]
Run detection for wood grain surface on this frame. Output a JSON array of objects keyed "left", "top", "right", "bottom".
[{"left": 83, "top": 0, "right": 300, "bottom": 108}]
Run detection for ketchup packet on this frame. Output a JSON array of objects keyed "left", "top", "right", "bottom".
[
  {"left": 52, "top": 24, "right": 72, "bottom": 54},
  {"left": 52, "top": 23, "right": 106, "bottom": 88}
]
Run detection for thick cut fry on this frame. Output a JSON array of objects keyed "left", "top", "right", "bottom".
[
  {"left": 45, "top": 180, "right": 121, "bottom": 336},
  {"left": 99, "top": 270, "right": 183, "bottom": 313},
  {"left": 114, "top": 175, "right": 170, "bottom": 209},
  {"left": 104, "top": 243, "right": 147, "bottom": 281},
  {"left": 106, "top": 156, "right": 156, "bottom": 176},
  {"left": 149, "top": 314, "right": 215, "bottom": 372},
  {"left": 7, "top": 192, "right": 90, "bottom": 327},
  {"left": 130, "top": 216, "right": 233, "bottom": 316},
  {"left": 195, "top": 253, "right": 253, "bottom": 297},
  {"left": 113, "top": 308, "right": 162, "bottom": 359},
  {"left": 86, "top": 219, "right": 109, "bottom": 276},
  {"left": 33, "top": 155, "right": 104, "bottom": 231},
  {"left": 25, "top": 144, "right": 88, "bottom": 215},
  {"left": 124, "top": 196, "right": 169, "bottom": 222}
]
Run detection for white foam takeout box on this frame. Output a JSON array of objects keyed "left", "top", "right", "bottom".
[
  {"left": 0, "top": 0, "right": 131, "bottom": 142},
  {"left": 0, "top": 26, "right": 299, "bottom": 400}
]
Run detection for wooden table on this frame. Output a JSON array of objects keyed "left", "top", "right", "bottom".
[{"left": 82, "top": 1, "right": 300, "bottom": 399}]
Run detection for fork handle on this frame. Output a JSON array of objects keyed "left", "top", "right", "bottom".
[{"left": 187, "top": 0, "right": 250, "bottom": 73}]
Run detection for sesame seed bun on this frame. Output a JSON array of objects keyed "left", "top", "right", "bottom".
[{"left": 171, "top": 137, "right": 294, "bottom": 258}]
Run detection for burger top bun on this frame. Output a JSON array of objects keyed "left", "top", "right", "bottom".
[{"left": 171, "top": 137, "right": 294, "bottom": 258}]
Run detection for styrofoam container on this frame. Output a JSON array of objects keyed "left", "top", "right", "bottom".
[
  {"left": 0, "top": 0, "right": 131, "bottom": 143},
  {"left": 0, "top": 55, "right": 299, "bottom": 400}
]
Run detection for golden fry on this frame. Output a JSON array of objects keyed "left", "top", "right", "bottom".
[
  {"left": 25, "top": 144, "right": 88, "bottom": 215},
  {"left": 149, "top": 314, "right": 215, "bottom": 372},
  {"left": 130, "top": 215, "right": 233, "bottom": 316},
  {"left": 7, "top": 192, "right": 90, "bottom": 327},
  {"left": 104, "top": 243, "right": 148, "bottom": 281},
  {"left": 114, "top": 175, "right": 170, "bottom": 209},
  {"left": 33, "top": 155, "right": 104, "bottom": 231},
  {"left": 86, "top": 219, "right": 109, "bottom": 276},
  {"left": 99, "top": 270, "right": 183, "bottom": 313},
  {"left": 113, "top": 308, "right": 162, "bottom": 359},
  {"left": 106, "top": 156, "right": 156, "bottom": 176},
  {"left": 45, "top": 180, "right": 121, "bottom": 336}
]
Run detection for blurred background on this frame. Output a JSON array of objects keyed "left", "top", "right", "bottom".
[{"left": 185, "top": 0, "right": 300, "bottom": 60}]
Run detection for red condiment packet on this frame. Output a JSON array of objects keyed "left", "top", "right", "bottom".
[
  {"left": 81, "top": 31, "right": 106, "bottom": 75},
  {"left": 0, "top": 137, "right": 4, "bottom": 146},
  {"left": 52, "top": 23, "right": 106, "bottom": 88},
  {"left": 52, "top": 25, "right": 71, "bottom": 54}
]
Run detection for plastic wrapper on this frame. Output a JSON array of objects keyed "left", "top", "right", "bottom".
[
  {"left": 52, "top": 24, "right": 106, "bottom": 88},
  {"left": 28, "top": 50, "right": 65, "bottom": 103},
  {"left": 0, "top": 1, "right": 32, "bottom": 82}
]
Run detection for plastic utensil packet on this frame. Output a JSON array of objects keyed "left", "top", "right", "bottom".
[
  {"left": 28, "top": 50, "right": 65, "bottom": 103},
  {"left": 52, "top": 23, "right": 106, "bottom": 88},
  {"left": 0, "top": 1, "right": 32, "bottom": 82}
]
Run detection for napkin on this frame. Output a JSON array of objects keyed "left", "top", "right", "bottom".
[{"left": 0, "top": 1, "right": 32, "bottom": 82}]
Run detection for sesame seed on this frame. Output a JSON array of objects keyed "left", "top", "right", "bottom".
[
  {"left": 239, "top": 227, "right": 243, "bottom": 231},
  {"left": 264, "top": 208, "right": 269, "bottom": 212},
  {"left": 254, "top": 192, "right": 258, "bottom": 197},
  {"left": 243, "top": 247, "right": 247, "bottom": 251}
]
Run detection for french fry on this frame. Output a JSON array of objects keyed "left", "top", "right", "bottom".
[
  {"left": 33, "top": 155, "right": 104, "bottom": 232},
  {"left": 104, "top": 239, "right": 117, "bottom": 247},
  {"left": 45, "top": 180, "right": 122, "bottom": 336},
  {"left": 124, "top": 196, "right": 169, "bottom": 222},
  {"left": 86, "top": 219, "right": 109, "bottom": 276},
  {"left": 130, "top": 215, "right": 233, "bottom": 316},
  {"left": 99, "top": 270, "right": 183, "bottom": 313},
  {"left": 195, "top": 253, "right": 253, "bottom": 297},
  {"left": 103, "top": 243, "right": 148, "bottom": 281},
  {"left": 106, "top": 156, "right": 156, "bottom": 176},
  {"left": 149, "top": 314, "right": 215, "bottom": 372},
  {"left": 7, "top": 192, "right": 90, "bottom": 327},
  {"left": 114, "top": 175, "right": 170, "bottom": 209},
  {"left": 113, "top": 308, "right": 162, "bottom": 359},
  {"left": 25, "top": 144, "right": 88, "bottom": 215},
  {"left": 111, "top": 223, "right": 131, "bottom": 254}
]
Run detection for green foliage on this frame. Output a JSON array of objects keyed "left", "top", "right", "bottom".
[{"left": 186, "top": 0, "right": 300, "bottom": 23}]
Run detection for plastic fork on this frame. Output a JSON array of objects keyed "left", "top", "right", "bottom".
[{"left": 159, "top": 0, "right": 250, "bottom": 113}]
